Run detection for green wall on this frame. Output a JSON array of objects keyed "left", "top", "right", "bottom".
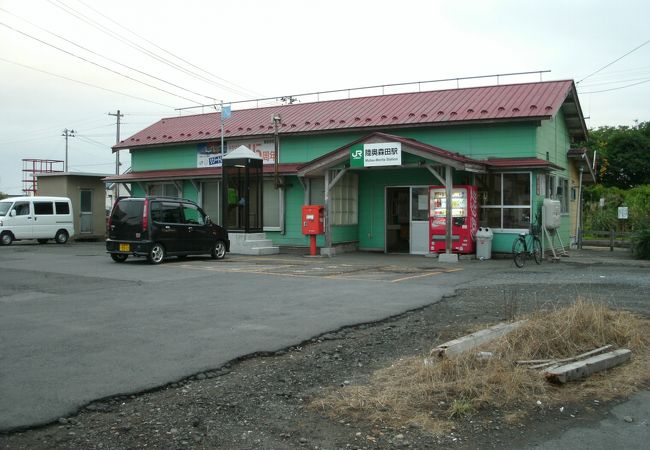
[
  {"left": 536, "top": 109, "right": 570, "bottom": 170},
  {"left": 132, "top": 144, "right": 196, "bottom": 171},
  {"left": 280, "top": 132, "right": 365, "bottom": 163},
  {"left": 400, "top": 123, "right": 538, "bottom": 160}
]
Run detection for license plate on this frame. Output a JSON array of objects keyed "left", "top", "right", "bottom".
[{"left": 119, "top": 243, "right": 130, "bottom": 252}]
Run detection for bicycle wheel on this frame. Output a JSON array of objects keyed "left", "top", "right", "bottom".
[
  {"left": 532, "top": 236, "right": 542, "bottom": 265},
  {"left": 512, "top": 237, "right": 526, "bottom": 268}
]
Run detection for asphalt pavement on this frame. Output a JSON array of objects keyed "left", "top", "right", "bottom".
[{"left": 0, "top": 241, "right": 648, "bottom": 441}]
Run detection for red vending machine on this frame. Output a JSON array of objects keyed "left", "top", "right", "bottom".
[{"left": 429, "top": 185, "right": 478, "bottom": 254}]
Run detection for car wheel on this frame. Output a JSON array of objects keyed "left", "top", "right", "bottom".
[
  {"left": 0, "top": 232, "right": 13, "bottom": 246},
  {"left": 111, "top": 253, "right": 128, "bottom": 263},
  {"left": 37, "top": 239, "right": 48, "bottom": 244},
  {"left": 55, "top": 230, "right": 69, "bottom": 244},
  {"left": 147, "top": 243, "right": 165, "bottom": 265},
  {"left": 211, "top": 240, "right": 226, "bottom": 260}
]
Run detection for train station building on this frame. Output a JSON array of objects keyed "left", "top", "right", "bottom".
[{"left": 105, "top": 79, "right": 593, "bottom": 256}]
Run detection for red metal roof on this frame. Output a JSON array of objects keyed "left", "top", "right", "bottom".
[
  {"left": 114, "top": 80, "right": 581, "bottom": 150},
  {"left": 102, "top": 164, "right": 302, "bottom": 182}
]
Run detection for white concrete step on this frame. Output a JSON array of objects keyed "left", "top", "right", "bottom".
[{"left": 229, "top": 232, "right": 279, "bottom": 255}]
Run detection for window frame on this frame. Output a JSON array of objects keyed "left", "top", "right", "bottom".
[
  {"left": 479, "top": 171, "right": 532, "bottom": 232},
  {"left": 148, "top": 183, "right": 180, "bottom": 198},
  {"left": 330, "top": 172, "right": 358, "bottom": 226}
]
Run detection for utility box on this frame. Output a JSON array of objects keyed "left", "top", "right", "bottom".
[
  {"left": 543, "top": 199, "right": 561, "bottom": 229},
  {"left": 302, "top": 205, "right": 324, "bottom": 235},
  {"left": 476, "top": 227, "right": 493, "bottom": 260}
]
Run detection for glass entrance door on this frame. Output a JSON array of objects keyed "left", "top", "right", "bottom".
[
  {"left": 410, "top": 187, "right": 429, "bottom": 254},
  {"left": 385, "top": 187, "right": 410, "bottom": 253},
  {"left": 80, "top": 190, "right": 92, "bottom": 234}
]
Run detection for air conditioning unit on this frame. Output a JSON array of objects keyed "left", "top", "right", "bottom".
[{"left": 543, "top": 199, "right": 561, "bottom": 229}]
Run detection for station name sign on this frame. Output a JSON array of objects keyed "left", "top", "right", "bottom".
[{"left": 350, "top": 142, "right": 402, "bottom": 167}]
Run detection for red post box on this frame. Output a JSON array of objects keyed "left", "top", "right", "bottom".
[
  {"left": 301, "top": 205, "right": 325, "bottom": 235},
  {"left": 301, "top": 205, "right": 324, "bottom": 256}
]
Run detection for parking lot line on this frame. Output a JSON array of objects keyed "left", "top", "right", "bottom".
[{"left": 391, "top": 271, "right": 443, "bottom": 283}]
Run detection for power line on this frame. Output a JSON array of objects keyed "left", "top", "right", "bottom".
[
  {"left": 74, "top": 0, "right": 265, "bottom": 99},
  {"left": 0, "top": 6, "right": 218, "bottom": 103},
  {"left": 68, "top": 162, "right": 115, "bottom": 168},
  {"left": 0, "top": 21, "right": 205, "bottom": 105},
  {"left": 48, "top": 0, "right": 258, "bottom": 100},
  {"left": 577, "top": 39, "right": 650, "bottom": 84},
  {"left": 579, "top": 75, "right": 650, "bottom": 88},
  {"left": 76, "top": 135, "right": 112, "bottom": 150},
  {"left": 579, "top": 77, "right": 650, "bottom": 94},
  {"left": 0, "top": 56, "right": 175, "bottom": 108}
]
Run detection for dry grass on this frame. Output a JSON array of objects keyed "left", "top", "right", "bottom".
[{"left": 310, "top": 300, "right": 650, "bottom": 434}]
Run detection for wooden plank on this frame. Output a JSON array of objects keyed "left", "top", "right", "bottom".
[
  {"left": 523, "top": 345, "right": 614, "bottom": 369},
  {"left": 431, "top": 320, "right": 527, "bottom": 358},
  {"left": 544, "top": 349, "right": 632, "bottom": 383}
]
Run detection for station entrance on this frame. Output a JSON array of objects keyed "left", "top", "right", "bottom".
[{"left": 385, "top": 186, "right": 429, "bottom": 255}]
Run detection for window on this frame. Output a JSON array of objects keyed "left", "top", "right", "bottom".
[
  {"left": 55, "top": 202, "right": 70, "bottom": 214},
  {"left": 309, "top": 178, "right": 325, "bottom": 205},
  {"left": 478, "top": 172, "right": 531, "bottom": 230},
  {"left": 151, "top": 201, "right": 182, "bottom": 223},
  {"left": 34, "top": 202, "right": 54, "bottom": 215},
  {"left": 331, "top": 172, "right": 358, "bottom": 225},
  {"left": 547, "top": 175, "right": 557, "bottom": 199},
  {"left": 411, "top": 187, "right": 429, "bottom": 221},
  {"left": 546, "top": 174, "right": 569, "bottom": 213},
  {"left": 182, "top": 203, "right": 205, "bottom": 225},
  {"left": 148, "top": 183, "right": 180, "bottom": 197},
  {"left": 558, "top": 178, "right": 569, "bottom": 213},
  {"left": 13, "top": 202, "right": 30, "bottom": 216},
  {"left": 112, "top": 200, "right": 143, "bottom": 226}
]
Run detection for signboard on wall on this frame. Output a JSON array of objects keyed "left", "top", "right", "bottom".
[
  {"left": 197, "top": 143, "right": 222, "bottom": 168},
  {"left": 350, "top": 142, "right": 402, "bottom": 168},
  {"left": 197, "top": 139, "right": 276, "bottom": 168},
  {"left": 228, "top": 140, "right": 275, "bottom": 165}
]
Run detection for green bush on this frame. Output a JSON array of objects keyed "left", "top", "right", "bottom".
[
  {"left": 583, "top": 184, "right": 650, "bottom": 232},
  {"left": 631, "top": 228, "right": 650, "bottom": 260}
]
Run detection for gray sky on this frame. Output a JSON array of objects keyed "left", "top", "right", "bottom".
[{"left": 1, "top": 0, "right": 649, "bottom": 194}]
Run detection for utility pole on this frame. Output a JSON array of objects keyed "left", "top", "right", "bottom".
[
  {"left": 108, "top": 110, "right": 123, "bottom": 199},
  {"left": 61, "top": 128, "right": 75, "bottom": 172}
]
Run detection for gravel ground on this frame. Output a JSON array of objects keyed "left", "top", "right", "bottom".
[{"left": 2, "top": 275, "right": 649, "bottom": 450}]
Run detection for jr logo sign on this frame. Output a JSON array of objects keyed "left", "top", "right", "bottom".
[{"left": 350, "top": 145, "right": 365, "bottom": 167}]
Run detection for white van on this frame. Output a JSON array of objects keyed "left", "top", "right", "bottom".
[{"left": 0, "top": 196, "right": 75, "bottom": 245}]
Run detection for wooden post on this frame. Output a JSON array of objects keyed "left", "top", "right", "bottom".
[
  {"left": 430, "top": 320, "right": 527, "bottom": 358},
  {"left": 544, "top": 349, "right": 631, "bottom": 383},
  {"left": 610, "top": 229, "right": 614, "bottom": 251}
]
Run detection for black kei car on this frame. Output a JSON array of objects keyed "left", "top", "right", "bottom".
[{"left": 106, "top": 197, "right": 230, "bottom": 264}]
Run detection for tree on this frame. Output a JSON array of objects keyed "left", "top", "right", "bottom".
[
  {"left": 0, "top": 192, "right": 8, "bottom": 200},
  {"left": 585, "top": 122, "right": 650, "bottom": 188}
]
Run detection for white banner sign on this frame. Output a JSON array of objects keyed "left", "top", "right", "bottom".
[
  {"left": 363, "top": 142, "right": 401, "bottom": 167},
  {"left": 228, "top": 139, "right": 275, "bottom": 165}
]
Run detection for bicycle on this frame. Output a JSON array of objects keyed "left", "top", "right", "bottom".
[{"left": 512, "top": 224, "right": 542, "bottom": 268}]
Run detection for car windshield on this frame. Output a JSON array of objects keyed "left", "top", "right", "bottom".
[{"left": 0, "top": 202, "right": 12, "bottom": 216}]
